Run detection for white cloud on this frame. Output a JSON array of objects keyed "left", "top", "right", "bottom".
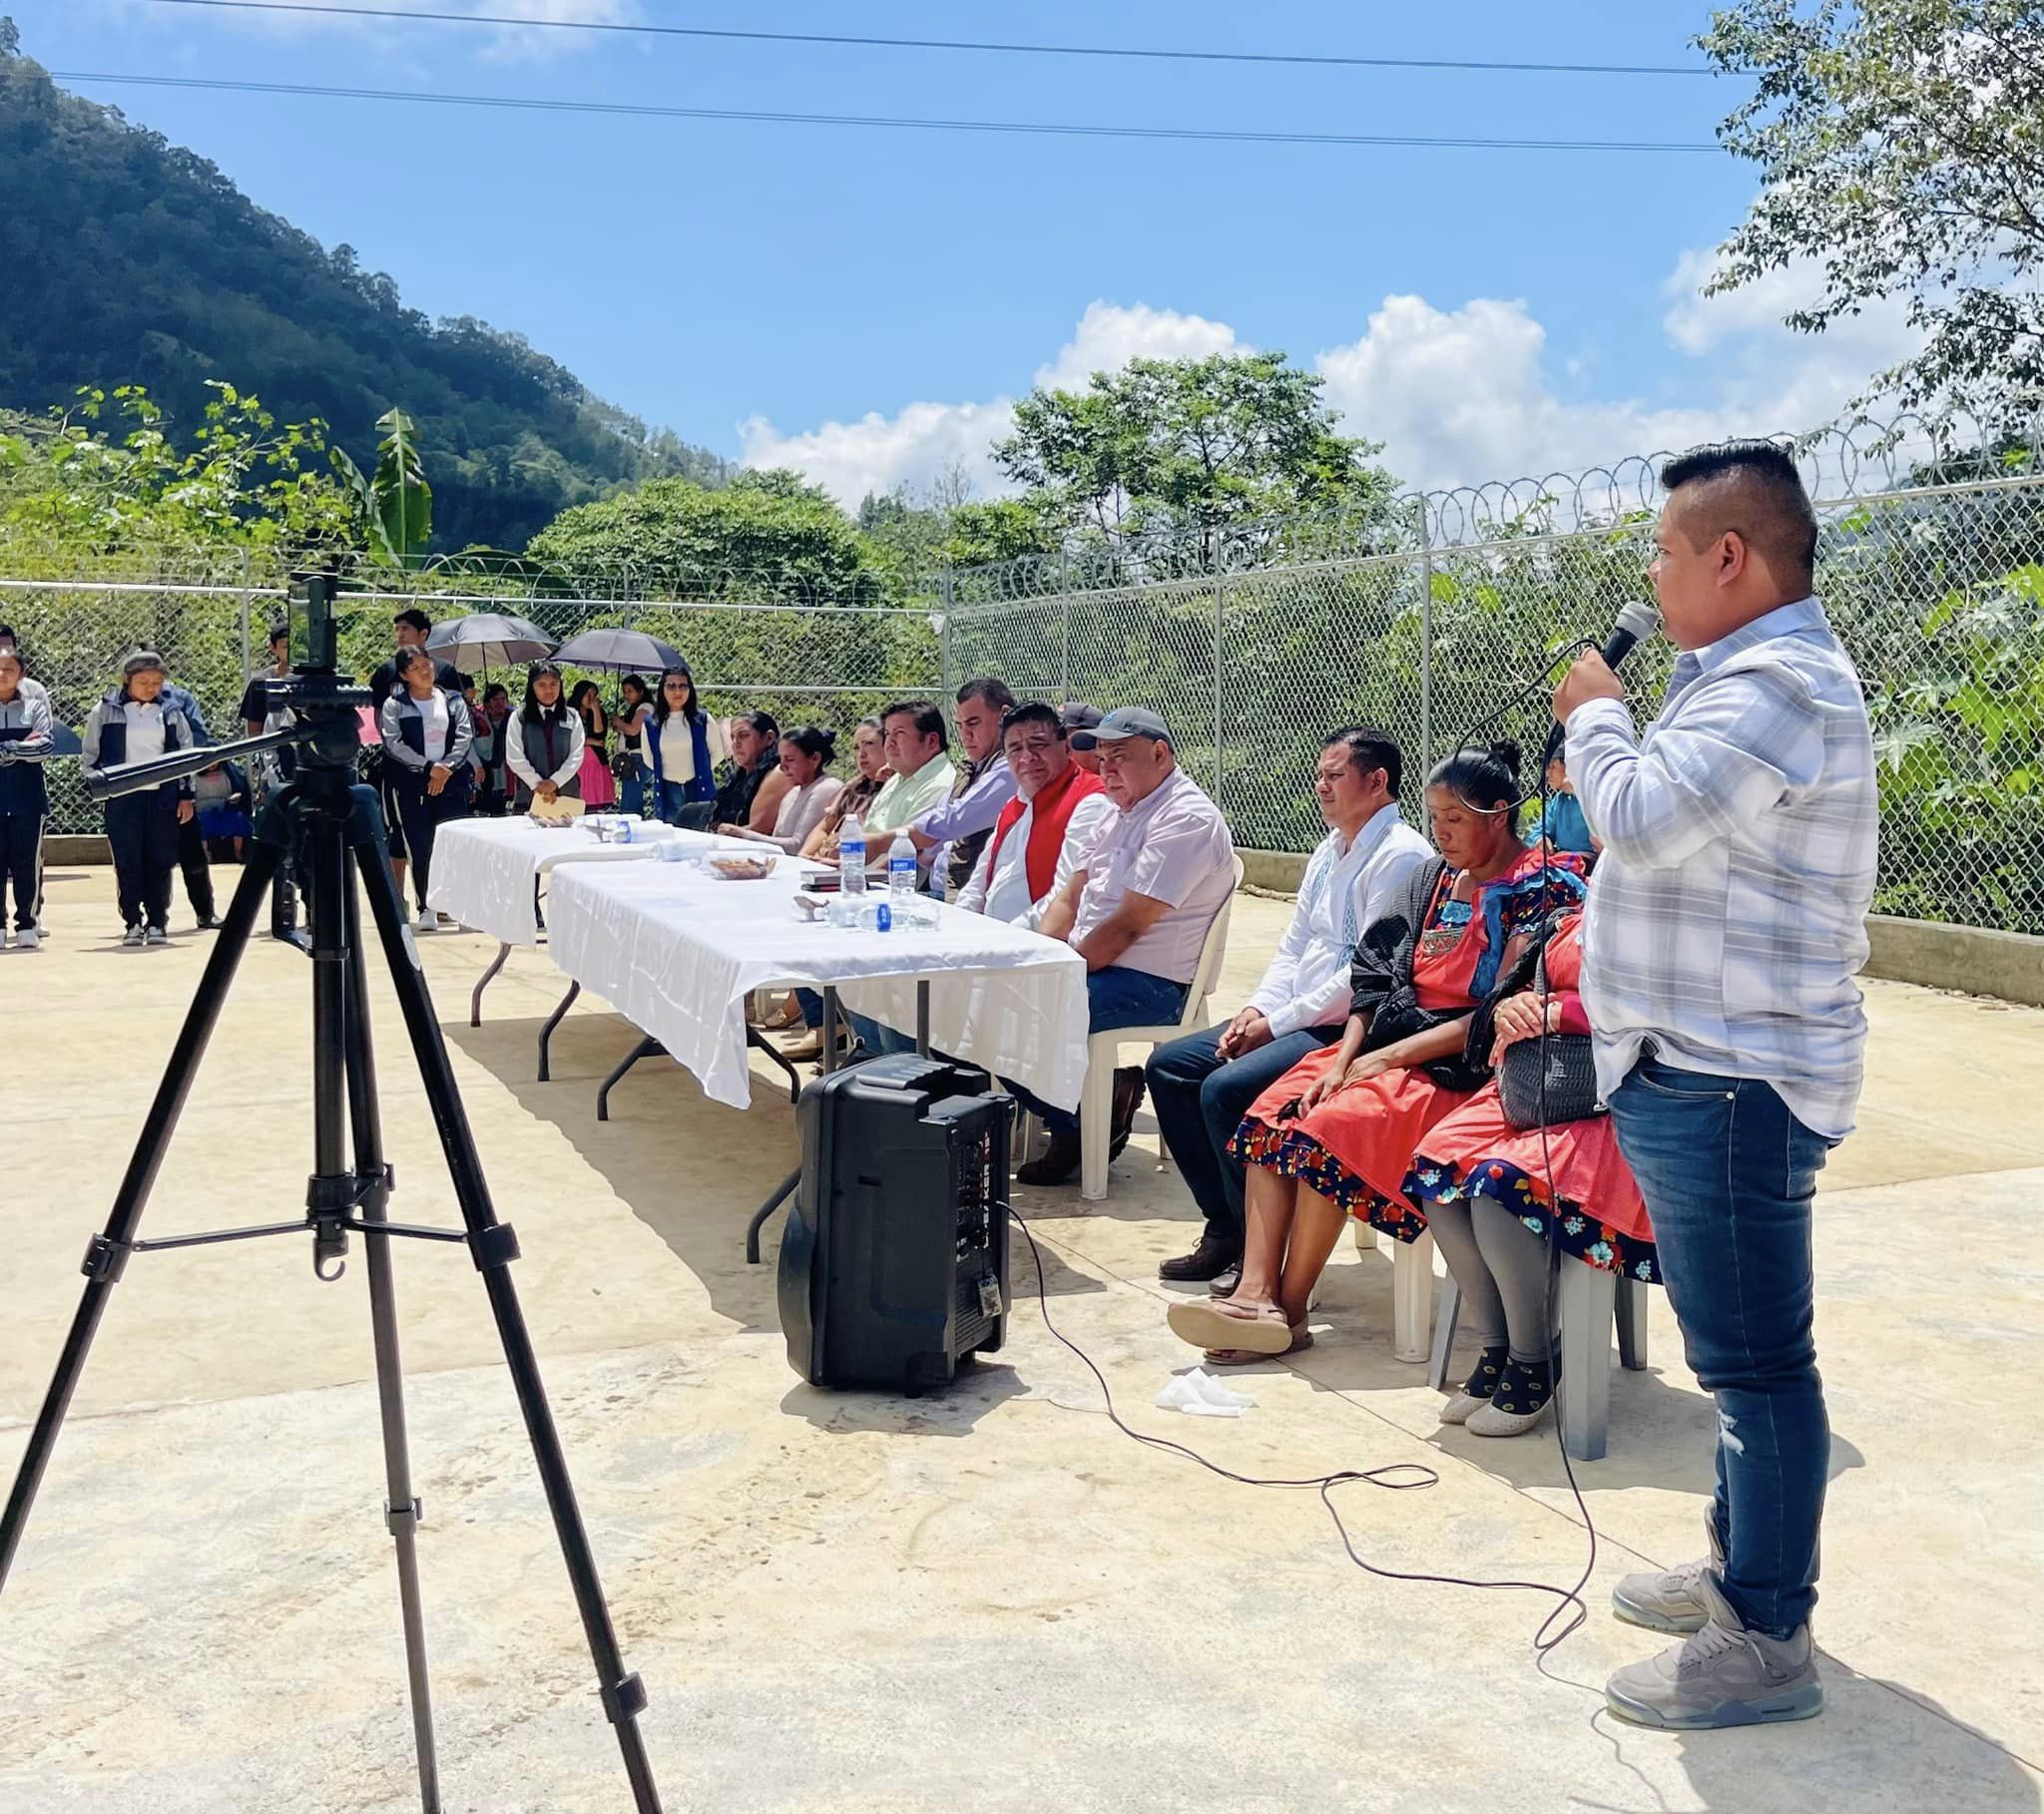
[
  {"left": 739, "top": 252, "right": 1932, "bottom": 507},
  {"left": 738, "top": 302, "right": 1245, "bottom": 507},
  {"left": 133, "top": 0, "right": 639, "bottom": 60}
]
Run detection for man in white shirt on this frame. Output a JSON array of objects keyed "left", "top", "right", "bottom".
[
  {"left": 1148, "top": 727, "right": 1432, "bottom": 1283},
  {"left": 955, "top": 701, "right": 1117, "bottom": 927}
]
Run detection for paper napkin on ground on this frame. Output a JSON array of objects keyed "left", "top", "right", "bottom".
[{"left": 1155, "top": 1369, "right": 1257, "bottom": 1417}]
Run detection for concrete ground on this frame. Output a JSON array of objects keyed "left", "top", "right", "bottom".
[{"left": 2, "top": 864, "right": 2040, "bottom": 1814}]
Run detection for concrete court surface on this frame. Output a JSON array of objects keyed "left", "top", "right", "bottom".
[{"left": 2, "top": 863, "right": 2040, "bottom": 1814}]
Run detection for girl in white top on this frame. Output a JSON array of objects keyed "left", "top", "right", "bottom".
[
  {"left": 503, "top": 662, "right": 586, "bottom": 811},
  {"left": 648, "top": 663, "right": 731, "bottom": 821},
  {"left": 719, "top": 726, "right": 845, "bottom": 855}
]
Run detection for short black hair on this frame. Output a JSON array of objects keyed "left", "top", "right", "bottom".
[
  {"left": 956, "top": 676, "right": 1018, "bottom": 714},
  {"left": 1427, "top": 740, "right": 1520, "bottom": 814},
  {"left": 881, "top": 698, "right": 948, "bottom": 749},
  {"left": 1660, "top": 439, "right": 1818, "bottom": 590},
  {"left": 393, "top": 607, "right": 433, "bottom": 636},
  {"left": 736, "top": 707, "right": 779, "bottom": 741},
  {"left": 267, "top": 621, "right": 290, "bottom": 649},
  {"left": 395, "top": 646, "right": 437, "bottom": 681},
  {"left": 1323, "top": 724, "right": 1402, "bottom": 795},
  {"left": 0, "top": 624, "right": 16, "bottom": 644},
  {"left": 1000, "top": 700, "right": 1066, "bottom": 742}
]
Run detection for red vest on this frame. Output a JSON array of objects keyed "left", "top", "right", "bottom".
[{"left": 982, "top": 762, "right": 1104, "bottom": 902}]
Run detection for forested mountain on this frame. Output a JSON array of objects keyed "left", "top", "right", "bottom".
[{"left": 0, "top": 28, "right": 729, "bottom": 551}]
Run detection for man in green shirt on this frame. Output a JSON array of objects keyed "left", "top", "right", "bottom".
[{"left": 863, "top": 699, "right": 957, "bottom": 857}]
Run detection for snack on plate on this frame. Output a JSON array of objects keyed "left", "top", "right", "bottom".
[{"left": 708, "top": 854, "right": 775, "bottom": 881}]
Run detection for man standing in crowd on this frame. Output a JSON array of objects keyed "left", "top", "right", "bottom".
[
  {"left": 1018, "top": 707, "right": 1237, "bottom": 1187},
  {"left": 1148, "top": 726, "right": 1432, "bottom": 1288},
  {"left": 905, "top": 678, "right": 1018, "bottom": 897},
  {"left": 0, "top": 626, "right": 55, "bottom": 932},
  {"left": 862, "top": 699, "right": 957, "bottom": 862},
  {"left": 240, "top": 621, "right": 302, "bottom": 941},
  {"left": 955, "top": 701, "right": 1114, "bottom": 927},
  {"left": 368, "top": 609, "right": 461, "bottom": 901},
  {"left": 1554, "top": 439, "right": 1876, "bottom": 1730}
]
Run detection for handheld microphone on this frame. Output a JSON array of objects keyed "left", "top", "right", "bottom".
[{"left": 1546, "top": 599, "right": 1661, "bottom": 761}]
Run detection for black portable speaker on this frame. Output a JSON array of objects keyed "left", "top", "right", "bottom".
[{"left": 777, "top": 1053, "right": 1012, "bottom": 1393}]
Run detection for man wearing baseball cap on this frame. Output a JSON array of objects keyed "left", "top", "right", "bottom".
[
  {"left": 1060, "top": 701, "right": 1105, "bottom": 774},
  {"left": 1018, "top": 706, "right": 1238, "bottom": 1186}
]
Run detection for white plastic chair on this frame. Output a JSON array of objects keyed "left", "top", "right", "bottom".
[{"left": 1022, "top": 857, "right": 1244, "bottom": 1201}]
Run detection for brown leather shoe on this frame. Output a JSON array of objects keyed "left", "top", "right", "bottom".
[{"left": 1016, "top": 1129, "right": 1082, "bottom": 1186}]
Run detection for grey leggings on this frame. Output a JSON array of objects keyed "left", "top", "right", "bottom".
[{"left": 1427, "top": 1193, "right": 1553, "bottom": 1365}]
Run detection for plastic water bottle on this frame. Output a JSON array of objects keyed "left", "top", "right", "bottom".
[
  {"left": 834, "top": 824, "right": 866, "bottom": 928},
  {"left": 887, "top": 832, "right": 917, "bottom": 911}
]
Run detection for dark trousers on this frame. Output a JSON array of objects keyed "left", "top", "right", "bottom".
[
  {"left": 1146, "top": 1022, "right": 1342, "bottom": 1245},
  {"left": 0, "top": 810, "right": 43, "bottom": 930},
  {"left": 387, "top": 766, "right": 473, "bottom": 909},
  {"left": 177, "top": 812, "right": 215, "bottom": 922},
  {"left": 1607, "top": 1056, "right": 1834, "bottom": 1638},
  {"left": 1007, "top": 966, "right": 1188, "bottom": 1135},
  {"left": 106, "top": 788, "right": 181, "bottom": 930}
]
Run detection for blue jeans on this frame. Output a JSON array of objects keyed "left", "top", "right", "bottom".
[
  {"left": 1009, "top": 966, "right": 1188, "bottom": 1134},
  {"left": 656, "top": 779, "right": 703, "bottom": 824},
  {"left": 1607, "top": 1056, "right": 1834, "bottom": 1638},
  {"left": 619, "top": 767, "right": 648, "bottom": 818},
  {"left": 1146, "top": 1022, "right": 1341, "bottom": 1244}
]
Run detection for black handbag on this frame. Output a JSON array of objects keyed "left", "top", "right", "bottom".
[{"left": 1496, "top": 1032, "right": 1602, "bottom": 1131}]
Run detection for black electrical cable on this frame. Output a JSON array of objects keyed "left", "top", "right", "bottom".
[
  {"left": 126, "top": 0, "right": 1720, "bottom": 80},
  {"left": 44, "top": 71, "right": 1722, "bottom": 156},
  {"left": 1009, "top": 1208, "right": 1592, "bottom": 1651}
]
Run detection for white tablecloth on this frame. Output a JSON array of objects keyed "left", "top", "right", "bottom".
[
  {"left": 546, "top": 859, "right": 1091, "bottom": 1112},
  {"left": 425, "top": 817, "right": 749, "bottom": 947}
]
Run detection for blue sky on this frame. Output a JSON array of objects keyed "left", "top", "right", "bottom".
[{"left": 12, "top": 1, "right": 1919, "bottom": 500}]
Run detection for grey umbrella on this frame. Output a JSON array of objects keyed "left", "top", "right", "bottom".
[
  {"left": 549, "top": 628, "right": 687, "bottom": 675},
  {"left": 424, "top": 613, "right": 556, "bottom": 674}
]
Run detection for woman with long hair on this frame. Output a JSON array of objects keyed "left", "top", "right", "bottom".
[
  {"left": 570, "top": 679, "right": 617, "bottom": 810},
  {"left": 800, "top": 715, "right": 889, "bottom": 860},
  {"left": 613, "top": 674, "right": 655, "bottom": 817},
  {"left": 718, "top": 726, "right": 845, "bottom": 855},
  {"left": 503, "top": 662, "right": 585, "bottom": 812},
  {"left": 1166, "top": 742, "right": 1587, "bottom": 1361},
  {"left": 647, "top": 663, "right": 730, "bottom": 824},
  {"left": 378, "top": 646, "right": 476, "bottom": 929}
]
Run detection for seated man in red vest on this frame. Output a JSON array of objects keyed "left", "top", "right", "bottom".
[{"left": 954, "top": 701, "right": 1116, "bottom": 927}]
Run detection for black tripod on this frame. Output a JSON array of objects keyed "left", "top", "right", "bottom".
[{"left": 0, "top": 671, "right": 663, "bottom": 1811}]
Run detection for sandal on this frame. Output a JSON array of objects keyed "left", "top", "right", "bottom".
[
  {"left": 1205, "top": 1323, "right": 1313, "bottom": 1366},
  {"left": 1167, "top": 1297, "right": 1293, "bottom": 1355}
]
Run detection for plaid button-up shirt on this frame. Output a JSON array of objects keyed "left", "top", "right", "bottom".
[{"left": 1566, "top": 597, "right": 1878, "bottom": 1139}]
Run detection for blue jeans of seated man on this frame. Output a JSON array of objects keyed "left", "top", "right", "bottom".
[
  {"left": 1607, "top": 1056, "right": 1835, "bottom": 1639},
  {"left": 1146, "top": 1022, "right": 1341, "bottom": 1245},
  {"left": 791, "top": 989, "right": 904, "bottom": 1053},
  {"left": 1009, "top": 966, "right": 1189, "bottom": 1135}
]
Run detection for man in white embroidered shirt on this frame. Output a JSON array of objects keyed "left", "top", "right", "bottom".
[
  {"left": 1147, "top": 726, "right": 1432, "bottom": 1287},
  {"left": 1553, "top": 439, "right": 1876, "bottom": 1733}
]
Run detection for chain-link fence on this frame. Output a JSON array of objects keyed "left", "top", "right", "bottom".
[
  {"left": 948, "top": 414, "right": 2044, "bottom": 937},
  {"left": 8, "top": 414, "right": 2043, "bottom": 935},
  {"left": 0, "top": 548, "right": 941, "bottom": 836}
]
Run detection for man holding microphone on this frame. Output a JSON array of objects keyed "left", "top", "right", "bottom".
[{"left": 1553, "top": 440, "right": 1876, "bottom": 1730}]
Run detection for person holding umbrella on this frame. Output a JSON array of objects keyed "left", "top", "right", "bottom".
[
  {"left": 614, "top": 675, "right": 654, "bottom": 817},
  {"left": 380, "top": 647, "right": 475, "bottom": 929}
]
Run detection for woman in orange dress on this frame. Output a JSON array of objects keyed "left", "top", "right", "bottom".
[
  {"left": 1405, "top": 908, "right": 1654, "bottom": 1435},
  {"left": 1167, "top": 742, "right": 1587, "bottom": 1359}
]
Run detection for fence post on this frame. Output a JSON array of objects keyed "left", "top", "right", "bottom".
[
  {"left": 1057, "top": 551, "right": 1072, "bottom": 701},
  {"left": 238, "top": 547, "right": 252, "bottom": 684},
  {"left": 1212, "top": 568, "right": 1227, "bottom": 810},
  {"left": 1417, "top": 506, "right": 1434, "bottom": 784},
  {"left": 938, "top": 567, "right": 955, "bottom": 708}
]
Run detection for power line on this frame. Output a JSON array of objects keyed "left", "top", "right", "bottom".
[
  {"left": 50, "top": 70, "right": 1721, "bottom": 154},
  {"left": 126, "top": 0, "right": 1717, "bottom": 79}
]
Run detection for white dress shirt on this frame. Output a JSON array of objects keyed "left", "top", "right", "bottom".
[
  {"left": 957, "top": 789, "right": 1118, "bottom": 927},
  {"left": 1245, "top": 802, "right": 1436, "bottom": 1037},
  {"left": 1568, "top": 596, "right": 1877, "bottom": 1139}
]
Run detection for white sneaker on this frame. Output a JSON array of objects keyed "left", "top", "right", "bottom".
[
  {"left": 14, "top": 925, "right": 39, "bottom": 951},
  {"left": 0, "top": 926, "right": 9, "bottom": 949},
  {"left": 415, "top": 907, "right": 437, "bottom": 932},
  {"left": 122, "top": 924, "right": 147, "bottom": 948},
  {"left": 144, "top": 925, "right": 171, "bottom": 948}
]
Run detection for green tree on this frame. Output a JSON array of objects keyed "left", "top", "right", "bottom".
[
  {"left": 332, "top": 408, "right": 433, "bottom": 567},
  {"left": 993, "top": 352, "right": 1399, "bottom": 563},
  {"left": 1700, "top": 0, "right": 2044, "bottom": 414}
]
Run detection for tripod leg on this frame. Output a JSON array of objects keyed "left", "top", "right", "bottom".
[
  {"left": 339, "top": 845, "right": 442, "bottom": 1814},
  {"left": 342, "top": 790, "right": 664, "bottom": 1814},
  {"left": 1, "top": 845, "right": 279, "bottom": 1589}
]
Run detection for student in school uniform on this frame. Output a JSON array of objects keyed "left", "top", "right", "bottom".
[
  {"left": 502, "top": 662, "right": 585, "bottom": 812},
  {"left": 0, "top": 647, "right": 54, "bottom": 950},
  {"left": 82, "top": 650, "right": 199, "bottom": 948},
  {"left": 378, "top": 647, "right": 476, "bottom": 931}
]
